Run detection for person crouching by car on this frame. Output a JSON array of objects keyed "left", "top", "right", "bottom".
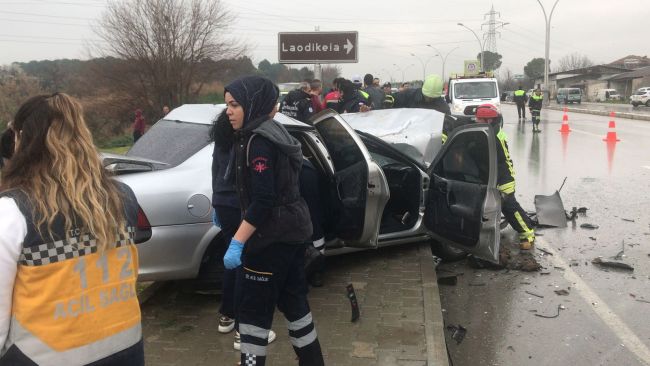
[
  {"left": 0, "top": 93, "right": 144, "bottom": 365},
  {"left": 474, "top": 103, "right": 536, "bottom": 250},
  {"left": 222, "top": 76, "right": 325, "bottom": 366}
]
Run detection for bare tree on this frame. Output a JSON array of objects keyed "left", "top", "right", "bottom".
[
  {"left": 92, "top": 0, "right": 243, "bottom": 112},
  {"left": 556, "top": 52, "right": 594, "bottom": 72}
]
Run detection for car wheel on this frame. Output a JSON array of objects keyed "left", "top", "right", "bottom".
[
  {"left": 646, "top": 101, "right": 650, "bottom": 107},
  {"left": 632, "top": 102, "right": 639, "bottom": 107},
  {"left": 193, "top": 234, "right": 228, "bottom": 291}
]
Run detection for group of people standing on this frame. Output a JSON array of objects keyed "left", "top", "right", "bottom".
[{"left": 513, "top": 85, "right": 544, "bottom": 133}]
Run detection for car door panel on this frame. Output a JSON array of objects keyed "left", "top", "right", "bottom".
[
  {"left": 424, "top": 124, "right": 501, "bottom": 262},
  {"left": 311, "top": 110, "right": 390, "bottom": 248}
]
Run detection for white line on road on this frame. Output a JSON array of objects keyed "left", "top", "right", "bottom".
[
  {"left": 537, "top": 238, "right": 650, "bottom": 365},
  {"left": 567, "top": 128, "right": 606, "bottom": 138}
]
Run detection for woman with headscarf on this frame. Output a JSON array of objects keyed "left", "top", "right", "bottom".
[
  {"left": 0, "top": 93, "right": 143, "bottom": 365},
  {"left": 218, "top": 76, "right": 324, "bottom": 366}
]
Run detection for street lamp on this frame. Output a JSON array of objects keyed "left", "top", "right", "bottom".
[
  {"left": 410, "top": 53, "right": 436, "bottom": 81},
  {"left": 536, "top": 0, "right": 560, "bottom": 104},
  {"left": 427, "top": 44, "right": 459, "bottom": 80},
  {"left": 458, "top": 23, "right": 484, "bottom": 72},
  {"left": 381, "top": 68, "right": 394, "bottom": 83}
]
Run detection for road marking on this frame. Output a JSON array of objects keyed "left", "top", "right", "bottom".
[
  {"left": 537, "top": 238, "right": 650, "bottom": 365},
  {"left": 567, "top": 128, "right": 605, "bottom": 138}
]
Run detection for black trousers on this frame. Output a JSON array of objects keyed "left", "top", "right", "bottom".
[
  {"left": 516, "top": 103, "right": 526, "bottom": 119},
  {"left": 501, "top": 192, "right": 535, "bottom": 241},
  {"left": 237, "top": 243, "right": 324, "bottom": 366},
  {"left": 215, "top": 204, "right": 242, "bottom": 319}
]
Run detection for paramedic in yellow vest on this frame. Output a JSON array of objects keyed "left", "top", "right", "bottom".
[
  {"left": 475, "top": 103, "right": 536, "bottom": 250},
  {"left": 0, "top": 93, "right": 144, "bottom": 365}
]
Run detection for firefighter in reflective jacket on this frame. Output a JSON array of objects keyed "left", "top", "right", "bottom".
[
  {"left": 475, "top": 103, "right": 535, "bottom": 249},
  {"left": 528, "top": 88, "right": 543, "bottom": 133},
  {"left": 513, "top": 86, "right": 528, "bottom": 121}
]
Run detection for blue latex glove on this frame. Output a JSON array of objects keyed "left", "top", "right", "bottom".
[
  {"left": 223, "top": 238, "right": 244, "bottom": 269},
  {"left": 212, "top": 210, "right": 220, "bottom": 227}
]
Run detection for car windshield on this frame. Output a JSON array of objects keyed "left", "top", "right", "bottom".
[
  {"left": 635, "top": 91, "right": 646, "bottom": 95},
  {"left": 454, "top": 82, "right": 497, "bottom": 99},
  {"left": 569, "top": 89, "right": 581, "bottom": 94},
  {"left": 126, "top": 119, "right": 211, "bottom": 169}
]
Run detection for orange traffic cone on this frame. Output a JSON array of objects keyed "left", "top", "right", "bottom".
[
  {"left": 603, "top": 112, "right": 620, "bottom": 142},
  {"left": 559, "top": 107, "right": 571, "bottom": 133}
]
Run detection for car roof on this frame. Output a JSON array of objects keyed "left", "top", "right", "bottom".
[
  {"left": 342, "top": 108, "right": 444, "bottom": 167},
  {"left": 164, "top": 104, "right": 311, "bottom": 129}
]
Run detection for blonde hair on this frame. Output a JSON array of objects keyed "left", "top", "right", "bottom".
[{"left": 1, "top": 93, "right": 126, "bottom": 251}]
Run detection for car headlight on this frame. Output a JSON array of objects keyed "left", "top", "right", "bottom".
[{"left": 453, "top": 104, "right": 463, "bottom": 112}]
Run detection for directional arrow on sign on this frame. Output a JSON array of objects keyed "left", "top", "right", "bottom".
[{"left": 344, "top": 38, "right": 354, "bottom": 54}]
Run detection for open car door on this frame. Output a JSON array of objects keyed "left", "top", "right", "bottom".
[
  {"left": 311, "top": 110, "right": 390, "bottom": 248},
  {"left": 423, "top": 124, "right": 501, "bottom": 262}
]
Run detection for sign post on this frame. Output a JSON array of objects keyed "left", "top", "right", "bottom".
[{"left": 278, "top": 31, "right": 358, "bottom": 64}]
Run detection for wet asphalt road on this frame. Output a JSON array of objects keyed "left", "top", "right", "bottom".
[{"left": 439, "top": 104, "right": 650, "bottom": 366}]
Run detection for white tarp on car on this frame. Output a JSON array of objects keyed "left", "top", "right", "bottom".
[{"left": 341, "top": 108, "right": 445, "bottom": 167}]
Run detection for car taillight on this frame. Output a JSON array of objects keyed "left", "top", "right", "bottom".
[{"left": 135, "top": 206, "right": 152, "bottom": 244}]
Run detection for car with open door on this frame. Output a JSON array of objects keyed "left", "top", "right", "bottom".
[{"left": 104, "top": 105, "right": 500, "bottom": 285}]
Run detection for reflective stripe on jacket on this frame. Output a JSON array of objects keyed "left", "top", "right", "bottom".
[{"left": 496, "top": 129, "right": 516, "bottom": 194}]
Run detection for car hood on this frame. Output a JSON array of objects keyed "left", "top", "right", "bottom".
[{"left": 341, "top": 108, "right": 444, "bottom": 167}]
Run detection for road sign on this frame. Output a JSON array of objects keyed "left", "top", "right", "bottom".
[
  {"left": 464, "top": 60, "right": 481, "bottom": 76},
  {"left": 278, "top": 31, "right": 358, "bottom": 64},
  {"left": 514, "top": 74, "right": 525, "bottom": 80}
]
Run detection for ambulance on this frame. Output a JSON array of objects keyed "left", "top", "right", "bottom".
[{"left": 446, "top": 72, "right": 500, "bottom": 118}]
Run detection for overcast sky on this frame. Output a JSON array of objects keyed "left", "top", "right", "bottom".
[{"left": 0, "top": 0, "right": 647, "bottom": 82}]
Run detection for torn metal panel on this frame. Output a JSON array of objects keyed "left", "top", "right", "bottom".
[{"left": 534, "top": 191, "right": 568, "bottom": 228}]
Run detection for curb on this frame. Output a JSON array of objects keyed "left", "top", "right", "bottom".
[
  {"left": 418, "top": 243, "right": 449, "bottom": 366},
  {"left": 545, "top": 105, "right": 650, "bottom": 121},
  {"left": 503, "top": 101, "right": 650, "bottom": 121}
]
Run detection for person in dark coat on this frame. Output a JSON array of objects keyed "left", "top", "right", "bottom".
[
  {"left": 220, "top": 76, "right": 325, "bottom": 366},
  {"left": 338, "top": 79, "right": 370, "bottom": 113},
  {"left": 279, "top": 82, "right": 314, "bottom": 123}
]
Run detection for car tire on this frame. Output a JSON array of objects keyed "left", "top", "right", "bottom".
[
  {"left": 646, "top": 101, "right": 650, "bottom": 107},
  {"left": 193, "top": 234, "right": 228, "bottom": 291}
]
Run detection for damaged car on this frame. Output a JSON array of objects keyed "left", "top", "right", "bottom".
[{"left": 103, "top": 105, "right": 502, "bottom": 285}]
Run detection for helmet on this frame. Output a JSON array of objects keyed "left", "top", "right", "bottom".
[
  {"left": 475, "top": 103, "right": 499, "bottom": 120},
  {"left": 351, "top": 75, "right": 362, "bottom": 85},
  {"left": 421, "top": 74, "right": 443, "bottom": 98}
]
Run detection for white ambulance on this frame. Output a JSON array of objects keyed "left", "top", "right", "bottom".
[{"left": 447, "top": 75, "right": 501, "bottom": 118}]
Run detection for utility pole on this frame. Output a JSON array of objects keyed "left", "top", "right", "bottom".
[
  {"left": 314, "top": 26, "right": 322, "bottom": 80},
  {"left": 458, "top": 23, "right": 484, "bottom": 72},
  {"left": 481, "top": 5, "right": 506, "bottom": 53},
  {"left": 536, "top": 0, "right": 560, "bottom": 105}
]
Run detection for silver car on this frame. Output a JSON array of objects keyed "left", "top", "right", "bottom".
[{"left": 103, "top": 105, "right": 501, "bottom": 283}]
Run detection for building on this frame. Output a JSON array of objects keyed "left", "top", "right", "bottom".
[
  {"left": 608, "top": 55, "right": 650, "bottom": 70},
  {"left": 605, "top": 66, "right": 650, "bottom": 97},
  {"left": 534, "top": 65, "right": 630, "bottom": 101}
]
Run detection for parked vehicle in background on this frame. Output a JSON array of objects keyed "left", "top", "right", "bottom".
[
  {"left": 103, "top": 105, "right": 503, "bottom": 285},
  {"left": 447, "top": 76, "right": 500, "bottom": 117},
  {"left": 630, "top": 89, "right": 650, "bottom": 107},
  {"left": 501, "top": 91, "right": 514, "bottom": 102},
  {"left": 594, "top": 88, "right": 621, "bottom": 102},
  {"left": 556, "top": 88, "right": 582, "bottom": 104},
  {"left": 636, "top": 87, "right": 650, "bottom": 93}
]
